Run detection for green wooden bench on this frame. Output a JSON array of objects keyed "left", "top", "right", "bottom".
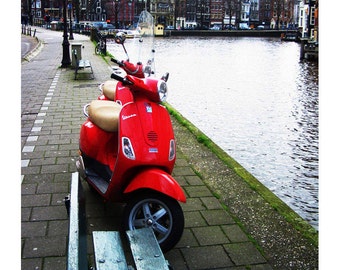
[{"left": 66, "top": 172, "right": 171, "bottom": 270}]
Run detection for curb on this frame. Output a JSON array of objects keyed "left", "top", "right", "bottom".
[{"left": 22, "top": 36, "right": 43, "bottom": 62}]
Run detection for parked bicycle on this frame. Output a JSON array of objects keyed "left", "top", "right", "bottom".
[{"left": 95, "top": 39, "right": 106, "bottom": 55}]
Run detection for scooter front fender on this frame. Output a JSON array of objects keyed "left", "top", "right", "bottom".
[{"left": 124, "top": 168, "right": 186, "bottom": 203}]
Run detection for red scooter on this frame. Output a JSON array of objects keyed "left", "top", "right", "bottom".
[{"left": 76, "top": 11, "right": 186, "bottom": 252}]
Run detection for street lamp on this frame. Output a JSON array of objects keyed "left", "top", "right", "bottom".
[
  {"left": 128, "top": 0, "right": 132, "bottom": 26},
  {"left": 69, "top": 0, "right": 74, "bottom": 40},
  {"left": 114, "top": 0, "right": 120, "bottom": 29},
  {"left": 61, "top": 0, "right": 71, "bottom": 67}
]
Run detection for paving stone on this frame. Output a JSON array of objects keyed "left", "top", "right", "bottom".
[
  {"left": 185, "top": 185, "right": 212, "bottom": 197},
  {"left": 22, "top": 221, "right": 47, "bottom": 237},
  {"left": 36, "top": 182, "right": 69, "bottom": 194},
  {"left": 223, "top": 242, "right": 267, "bottom": 266},
  {"left": 29, "top": 157, "right": 56, "bottom": 166},
  {"left": 200, "top": 209, "right": 235, "bottom": 225},
  {"left": 182, "top": 197, "right": 206, "bottom": 212},
  {"left": 31, "top": 206, "right": 67, "bottom": 221},
  {"left": 22, "top": 236, "right": 66, "bottom": 258},
  {"left": 184, "top": 211, "right": 207, "bottom": 227},
  {"left": 40, "top": 164, "right": 69, "bottom": 174},
  {"left": 21, "top": 194, "right": 51, "bottom": 207},
  {"left": 192, "top": 226, "right": 230, "bottom": 246},
  {"left": 21, "top": 184, "right": 37, "bottom": 195},
  {"left": 164, "top": 249, "right": 188, "bottom": 270},
  {"left": 174, "top": 175, "right": 187, "bottom": 187},
  {"left": 185, "top": 175, "right": 204, "bottom": 185},
  {"left": 51, "top": 193, "right": 69, "bottom": 206},
  {"left": 21, "top": 258, "right": 42, "bottom": 270},
  {"left": 175, "top": 228, "right": 199, "bottom": 248},
  {"left": 181, "top": 245, "right": 233, "bottom": 269},
  {"left": 22, "top": 173, "right": 54, "bottom": 184},
  {"left": 200, "top": 196, "right": 222, "bottom": 209},
  {"left": 173, "top": 166, "right": 197, "bottom": 176},
  {"left": 174, "top": 157, "right": 189, "bottom": 167},
  {"left": 47, "top": 220, "right": 69, "bottom": 236},
  {"left": 43, "top": 256, "right": 67, "bottom": 270},
  {"left": 21, "top": 166, "right": 41, "bottom": 175},
  {"left": 22, "top": 207, "right": 32, "bottom": 222},
  {"left": 221, "top": 224, "right": 250, "bottom": 243}
]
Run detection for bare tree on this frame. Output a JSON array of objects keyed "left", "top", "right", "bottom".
[{"left": 224, "top": 0, "right": 237, "bottom": 29}]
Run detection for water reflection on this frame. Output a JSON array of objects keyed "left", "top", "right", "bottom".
[{"left": 108, "top": 36, "right": 319, "bottom": 229}]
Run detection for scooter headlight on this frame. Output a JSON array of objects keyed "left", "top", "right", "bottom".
[
  {"left": 157, "top": 80, "right": 168, "bottom": 102},
  {"left": 169, "top": 139, "right": 175, "bottom": 161},
  {"left": 122, "top": 137, "right": 135, "bottom": 160}
]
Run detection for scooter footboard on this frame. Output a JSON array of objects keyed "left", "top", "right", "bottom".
[{"left": 124, "top": 168, "right": 186, "bottom": 203}]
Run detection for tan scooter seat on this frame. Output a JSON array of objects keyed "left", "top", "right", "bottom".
[
  {"left": 88, "top": 100, "right": 122, "bottom": 132},
  {"left": 100, "top": 80, "right": 118, "bottom": 100}
]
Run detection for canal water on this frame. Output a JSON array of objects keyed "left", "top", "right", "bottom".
[{"left": 108, "top": 36, "right": 319, "bottom": 230}]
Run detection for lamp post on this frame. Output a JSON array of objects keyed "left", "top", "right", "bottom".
[
  {"left": 69, "top": 0, "right": 74, "bottom": 40},
  {"left": 61, "top": 0, "right": 71, "bottom": 67},
  {"left": 128, "top": 0, "right": 132, "bottom": 26},
  {"left": 114, "top": 0, "right": 120, "bottom": 29}
]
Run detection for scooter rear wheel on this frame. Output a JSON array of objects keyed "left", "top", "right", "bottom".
[{"left": 123, "top": 191, "right": 184, "bottom": 253}]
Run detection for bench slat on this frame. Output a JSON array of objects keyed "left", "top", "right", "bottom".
[
  {"left": 93, "top": 231, "right": 129, "bottom": 270},
  {"left": 126, "top": 228, "right": 169, "bottom": 270},
  {"left": 79, "top": 60, "right": 91, "bottom": 68}
]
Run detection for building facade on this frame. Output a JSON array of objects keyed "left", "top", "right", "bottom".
[{"left": 21, "top": 0, "right": 318, "bottom": 35}]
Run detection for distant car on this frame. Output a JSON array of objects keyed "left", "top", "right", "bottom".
[
  {"left": 165, "top": 26, "right": 174, "bottom": 30},
  {"left": 92, "top": 22, "right": 104, "bottom": 30},
  {"left": 239, "top": 24, "right": 250, "bottom": 30},
  {"left": 210, "top": 25, "right": 221, "bottom": 30},
  {"left": 225, "top": 25, "right": 236, "bottom": 30},
  {"left": 104, "top": 24, "right": 115, "bottom": 30},
  {"left": 256, "top": 25, "right": 265, "bottom": 30}
]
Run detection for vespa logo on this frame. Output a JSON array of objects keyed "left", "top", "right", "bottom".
[{"left": 122, "top": 114, "right": 137, "bottom": 120}]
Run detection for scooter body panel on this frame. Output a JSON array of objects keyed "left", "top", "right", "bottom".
[
  {"left": 104, "top": 100, "right": 177, "bottom": 201},
  {"left": 123, "top": 168, "right": 186, "bottom": 202},
  {"left": 79, "top": 120, "right": 118, "bottom": 172},
  {"left": 119, "top": 100, "right": 175, "bottom": 170},
  {"left": 98, "top": 82, "right": 134, "bottom": 104}
]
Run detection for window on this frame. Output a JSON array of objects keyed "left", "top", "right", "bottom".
[{"left": 310, "top": 7, "right": 315, "bottom": 25}]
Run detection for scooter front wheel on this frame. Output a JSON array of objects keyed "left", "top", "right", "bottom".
[{"left": 123, "top": 191, "right": 184, "bottom": 253}]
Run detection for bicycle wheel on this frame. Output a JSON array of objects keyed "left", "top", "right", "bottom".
[{"left": 95, "top": 44, "right": 100, "bottom": 55}]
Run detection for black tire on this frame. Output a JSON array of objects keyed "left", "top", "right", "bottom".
[
  {"left": 123, "top": 191, "right": 184, "bottom": 253},
  {"left": 95, "top": 44, "right": 100, "bottom": 55}
]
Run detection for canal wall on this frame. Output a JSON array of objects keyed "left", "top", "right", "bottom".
[
  {"left": 166, "top": 102, "right": 318, "bottom": 245},
  {"left": 166, "top": 102, "right": 318, "bottom": 268},
  {"left": 164, "top": 29, "right": 294, "bottom": 38}
]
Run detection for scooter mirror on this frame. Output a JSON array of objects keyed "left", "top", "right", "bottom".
[{"left": 115, "top": 32, "right": 126, "bottom": 44}]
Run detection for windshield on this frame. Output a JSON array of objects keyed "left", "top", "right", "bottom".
[{"left": 108, "top": 10, "right": 156, "bottom": 77}]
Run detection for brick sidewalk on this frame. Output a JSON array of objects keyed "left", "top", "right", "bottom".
[{"left": 21, "top": 28, "right": 319, "bottom": 270}]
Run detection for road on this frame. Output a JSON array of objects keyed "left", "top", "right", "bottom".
[{"left": 21, "top": 34, "right": 38, "bottom": 58}]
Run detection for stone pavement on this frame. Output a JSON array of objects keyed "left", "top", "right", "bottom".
[{"left": 21, "top": 27, "right": 317, "bottom": 270}]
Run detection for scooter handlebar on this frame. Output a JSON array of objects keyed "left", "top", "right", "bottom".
[
  {"left": 111, "top": 73, "right": 134, "bottom": 85},
  {"left": 111, "top": 58, "right": 123, "bottom": 67},
  {"left": 111, "top": 58, "right": 144, "bottom": 77}
]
